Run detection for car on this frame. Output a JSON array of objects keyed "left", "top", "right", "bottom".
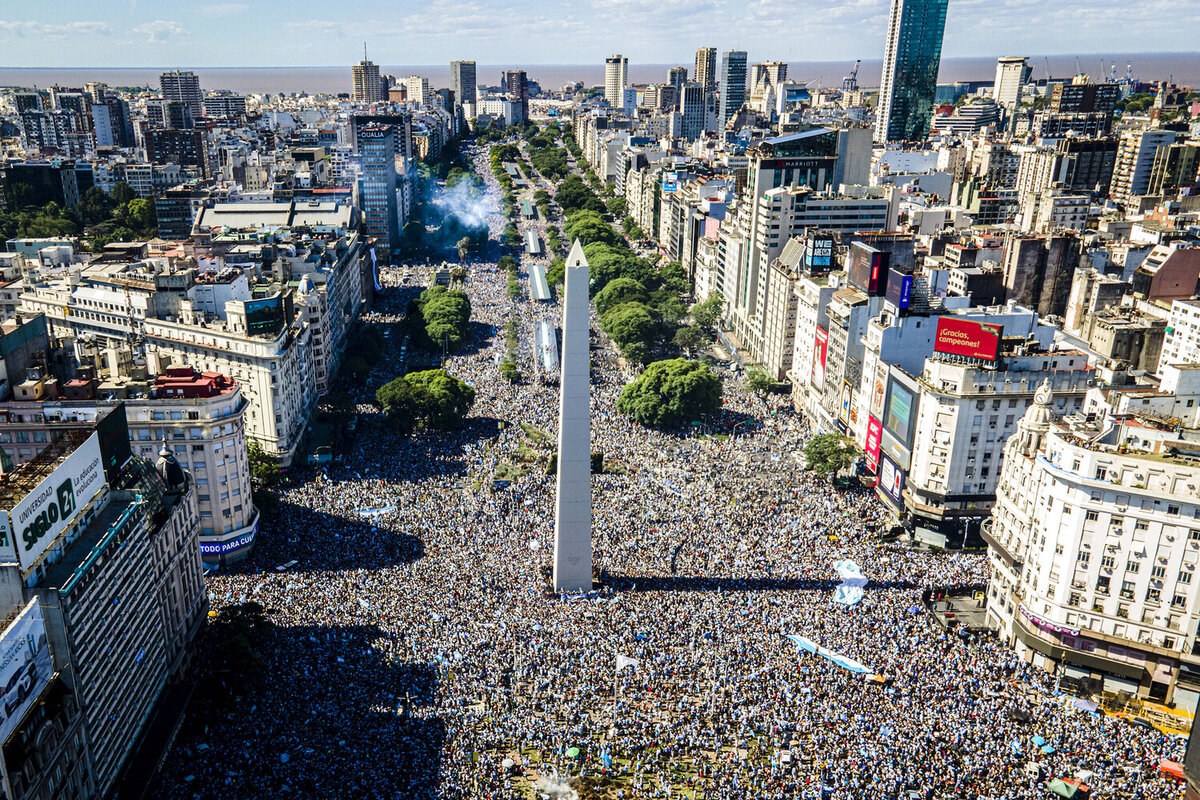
[{"left": 2, "top": 659, "right": 36, "bottom": 715}]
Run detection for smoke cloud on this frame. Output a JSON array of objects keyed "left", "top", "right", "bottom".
[
  {"left": 534, "top": 776, "right": 579, "bottom": 800},
  {"left": 430, "top": 179, "right": 498, "bottom": 231}
]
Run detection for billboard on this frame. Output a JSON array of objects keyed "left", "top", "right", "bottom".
[
  {"left": 244, "top": 295, "right": 287, "bottom": 337},
  {"left": 883, "top": 380, "right": 917, "bottom": 446},
  {"left": 933, "top": 317, "right": 1002, "bottom": 362},
  {"left": 847, "top": 242, "right": 888, "bottom": 297},
  {"left": 878, "top": 455, "right": 905, "bottom": 509},
  {"left": 5, "top": 433, "right": 105, "bottom": 571},
  {"left": 810, "top": 327, "right": 828, "bottom": 391},
  {"left": 95, "top": 405, "right": 132, "bottom": 485},
  {"left": 803, "top": 234, "right": 835, "bottom": 274},
  {"left": 199, "top": 525, "right": 258, "bottom": 557},
  {"left": 662, "top": 172, "right": 680, "bottom": 193},
  {"left": 0, "top": 598, "right": 54, "bottom": 743},
  {"left": 865, "top": 416, "right": 883, "bottom": 473},
  {"left": 885, "top": 270, "right": 914, "bottom": 310},
  {"left": 839, "top": 381, "right": 855, "bottom": 427}
]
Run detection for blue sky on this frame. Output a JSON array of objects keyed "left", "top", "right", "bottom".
[{"left": 0, "top": 0, "right": 1196, "bottom": 67}]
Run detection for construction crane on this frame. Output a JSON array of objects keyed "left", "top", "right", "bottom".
[{"left": 842, "top": 60, "right": 860, "bottom": 94}]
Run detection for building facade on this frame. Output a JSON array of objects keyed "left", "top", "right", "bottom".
[{"left": 875, "top": 0, "right": 949, "bottom": 143}]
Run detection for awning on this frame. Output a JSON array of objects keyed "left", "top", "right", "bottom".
[
  {"left": 1048, "top": 777, "right": 1090, "bottom": 798},
  {"left": 1060, "top": 664, "right": 1091, "bottom": 680},
  {"left": 1160, "top": 760, "right": 1185, "bottom": 781}
]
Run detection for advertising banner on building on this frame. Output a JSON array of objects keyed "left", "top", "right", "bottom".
[
  {"left": 6, "top": 433, "right": 105, "bottom": 571},
  {"left": 839, "top": 381, "right": 854, "bottom": 426},
  {"left": 865, "top": 415, "right": 883, "bottom": 473},
  {"left": 883, "top": 379, "right": 917, "bottom": 447},
  {"left": 244, "top": 295, "right": 287, "bottom": 337},
  {"left": 885, "top": 270, "right": 913, "bottom": 310},
  {"left": 811, "top": 327, "right": 828, "bottom": 391},
  {"left": 933, "top": 317, "right": 1002, "bottom": 362},
  {"left": 878, "top": 455, "right": 906, "bottom": 510},
  {"left": 662, "top": 172, "right": 680, "bottom": 193},
  {"left": 0, "top": 598, "right": 53, "bottom": 743}
]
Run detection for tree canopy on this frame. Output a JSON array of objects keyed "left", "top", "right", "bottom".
[
  {"left": 802, "top": 433, "right": 858, "bottom": 478},
  {"left": 594, "top": 277, "right": 649, "bottom": 316},
  {"left": 376, "top": 369, "right": 476, "bottom": 433},
  {"left": 600, "top": 302, "right": 658, "bottom": 364},
  {"left": 616, "top": 358, "right": 722, "bottom": 427},
  {"left": 564, "top": 210, "right": 621, "bottom": 248},
  {"left": 418, "top": 286, "right": 472, "bottom": 351}
]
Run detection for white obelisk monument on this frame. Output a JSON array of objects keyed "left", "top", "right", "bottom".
[{"left": 552, "top": 240, "right": 593, "bottom": 592}]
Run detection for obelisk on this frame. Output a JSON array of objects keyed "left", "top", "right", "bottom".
[{"left": 552, "top": 240, "right": 593, "bottom": 592}]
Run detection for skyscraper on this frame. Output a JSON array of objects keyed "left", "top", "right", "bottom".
[
  {"left": 352, "top": 47, "right": 383, "bottom": 103},
  {"left": 992, "top": 56, "right": 1031, "bottom": 108},
  {"left": 159, "top": 70, "right": 201, "bottom": 118},
  {"left": 875, "top": 0, "right": 949, "bottom": 143},
  {"left": 356, "top": 123, "right": 399, "bottom": 255},
  {"left": 718, "top": 50, "right": 748, "bottom": 130},
  {"left": 680, "top": 82, "right": 706, "bottom": 141},
  {"left": 694, "top": 47, "right": 717, "bottom": 92},
  {"left": 668, "top": 66, "right": 688, "bottom": 97},
  {"left": 504, "top": 70, "right": 529, "bottom": 125},
  {"left": 450, "top": 60, "right": 477, "bottom": 108},
  {"left": 605, "top": 55, "right": 628, "bottom": 108}
]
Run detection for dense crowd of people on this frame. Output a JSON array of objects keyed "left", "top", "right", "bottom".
[{"left": 148, "top": 143, "right": 1187, "bottom": 800}]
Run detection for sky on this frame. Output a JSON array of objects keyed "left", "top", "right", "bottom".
[{"left": 0, "top": 0, "right": 1197, "bottom": 68}]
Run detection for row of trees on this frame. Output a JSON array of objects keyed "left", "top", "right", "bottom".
[
  {"left": 415, "top": 285, "right": 472, "bottom": 351},
  {"left": 0, "top": 181, "right": 157, "bottom": 251}
]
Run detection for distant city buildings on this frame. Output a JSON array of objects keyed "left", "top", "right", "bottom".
[
  {"left": 718, "top": 50, "right": 748, "bottom": 130},
  {"left": 451, "top": 60, "right": 477, "bottom": 108},
  {"left": 605, "top": 55, "right": 628, "bottom": 108},
  {"left": 352, "top": 51, "right": 383, "bottom": 103},
  {"left": 159, "top": 70, "right": 201, "bottom": 118}
]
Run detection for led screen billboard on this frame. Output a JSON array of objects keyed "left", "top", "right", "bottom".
[
  {"left": 933, "top": 317, "right": 1002, "bottom": 362},
  {"left": 0, "top": 598, "right": 53, "bottom": 743}
]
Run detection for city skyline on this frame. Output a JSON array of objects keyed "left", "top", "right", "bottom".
[{"left": 0, "top": 0, "right": 1196, "bottom": 68}]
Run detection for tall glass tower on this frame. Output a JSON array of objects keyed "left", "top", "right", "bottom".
[
  {"left": 875, "top": 0, "right": 949, "bottom": 143},
  {"left": 718, "top": 50, "right": 748, "bottom": 131}
]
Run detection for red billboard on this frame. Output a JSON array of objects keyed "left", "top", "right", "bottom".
[
  {"left": 811, "top": 326, "right": 828, "bottom": 390},
  {"left": 933, "top": 317, "right": 1002, "bottom": 362},
  {"left": 865, "top": 415, "right": 883, "bottom": 473}
]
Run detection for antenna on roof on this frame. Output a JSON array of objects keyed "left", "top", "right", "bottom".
[{"left": 363, "top": 42, "right": 368, "bottom": 61}]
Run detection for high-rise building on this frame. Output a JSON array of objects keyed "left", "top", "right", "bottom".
[
  {"left": 668, "top": 66, "right": 688, "bottom": 98},
  {"left": 356, "top": 123, "right": 400, "bottom": 255},
  {"left": 504, "top": 70, "right": 529, "bottom": 125},
  {"left": 992, "top": 56, "right": 1031, "bottom": 108},
  {"left": 718, "top": 50, "right": 748, "bottom": 130},
  {"left": 405, "top": 75, "right": 431, "bottom": 107},
  {"left": 450, "top": 60, "right": 477, "bottom": 107},
  {"left": 605, "top": 55, "right": 628, "bottom": 108},
  {"left": 1111, "top": 128, "right": 1180, "bottom": 207},
  {"left": 159, "top": 70, "right": 201, "bottom": 118},
  {"left": 680, "top": 82, "right": 706, "bottom": 140},
  {"left": 352, "top": 49, "right": 383, "bottom": 103},
  {"left": 875, "top": 0, "right": 949, "bottom": 143},
  {"left": 694, "top": 47, "right": 717, "bottom": 92}
]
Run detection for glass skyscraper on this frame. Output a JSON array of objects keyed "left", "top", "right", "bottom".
[
  {"left": 356, "top": 124, "right": 399, "bottom": 256},
  {"left": 718, "top": 50, "right": 748, "bottom": 131},
  {"left": 875, "top": 0, "right": 949, "bottom": 143}
]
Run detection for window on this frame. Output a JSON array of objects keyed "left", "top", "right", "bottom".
[
  {"left": 1168, "top": 505, "right": 1180, "bottom": 515},
  {"left": 1180, "top": 572, "right": 1193, "bottom": 585},
  {"left": 1077, "top": 551, "right": 1090, "bottom": 564},
  {"left": 1120, "top": 581, "right": 1136, "bottom": 599},
  {"left": 1055, "top": 545, "right": 1064, "bottom": 555},
  {"left": 1085, "top": 510, "right": 1099, "bottom": 521},
  {"left": 1127, "top": 561, "right": 1140, "bottom": 574},
  {"left": 1174, "top": 595, "right": 1188, "bottom": 608},
  {"left": 1096, "top": 576, "right": 1110, "bottom": 594},
  {"left": 1151, "top": 566, "right": 1166, "bottom": 579},
  {"left": 1068, "top": 593, "right": 1082, "bottom": 607},
  {"left": 1101, "top": 556, "right": 1115, "bottom": 569},
  {"left": 1135, "top": 521, "right": 1149, "bottom": 531},
  {"left": 1147, "top": 588, "right": 1161, "bottom": 602}
]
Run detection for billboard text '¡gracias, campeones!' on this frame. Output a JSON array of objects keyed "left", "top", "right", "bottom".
[{"left": 933, "top": 317, "right": 1002, "bottom": 362}]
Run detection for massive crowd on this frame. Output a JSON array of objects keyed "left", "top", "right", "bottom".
[{"left": 148, "top": 144, "right": 1187, "bottom": 800}]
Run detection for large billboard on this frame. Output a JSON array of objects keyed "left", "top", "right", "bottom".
[
  {"left": 244, "top": 295, "right": 287, "bottom": 337},
  {"left": 885, "top": 269, "right": 913, "bottom": 311},
  {"left": 662, "top": 172, "right": 680, "bottom": 193},
  {"left": 0, "top": 598, "right": 54, "bottom": 743},
  {"left": 933, "top": 317, "right": 1002, "bottom": 362},
  {"left": 5, "top": 434, "right": 105, "bottom": 571},
  {"left": 878, "top": 455, "right": 906, "bottom": 510},
  {"left": 883, "top": 380, "right": 917, "bottom": 446},
  {"left": 811, "top": 327, "right": 828, "bottom": 391},
  {"left": 847, "top": 242, "right": 888, "bottom": 297},
  {"left": 803, "top": 234, "right": 835, "bottom": 274},
  {"left": 865, "top": 415, "right": 883, "bottom": 473}
]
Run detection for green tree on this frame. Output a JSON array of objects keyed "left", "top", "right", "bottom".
[
  {"left": 616, "top": 358, "right": 722, "bottom": 427},
  {"left": 690, "top": 293, "right": 724, "bottom": 333},
  {"left": 564, "top": 210, "right": 620, "bottom": 248},
  {"left": 802, "top": 433, "right": 858, "bottom": 478},
  {"left": 376, "top": 369, "right": 477, "bottom": 432},
  {"left": 594, "top": 277, "right": 648, "bottom": 316},
  {"left": 110, "top": 181, "right": 137, "bottom": 206},
  {"left": 546, "top": 256, "right": 566, "bottom": 286},
  {"left": 744, "top": 365, "right": 774, "bottom": 398},
  {"left": 247, "top": 439, "right": 280, "bottom": 487},
  {"left": 403, "top": 220, "right": 425, "bottom": 251},
  {"left": 601, "top": 302, "right": 658, "bottom": 363},
  {"left": 606, "top": 196, "right": 627, "bottom": 218},
  {"left": 79, "top": 187, "right": 113, "bottom": 226},
  {"left": 456, "top": 236, "right": 472, "bottom": 263},
  {"left": 422, "top": 290, "right": 472, "bottom": 351},
  {"left": 673, "top": 324, "right": 711, "bottom": 357}
]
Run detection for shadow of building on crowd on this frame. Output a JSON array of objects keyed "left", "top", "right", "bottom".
[
  {"left": 232, "top": 500, "right": 426, "bottom": 575},
  {"left": 147, "top": 622, "right": 444, "bottom": 799},
  {"left": 598, "top": 572, "right": 920, "bottom": 593}
]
